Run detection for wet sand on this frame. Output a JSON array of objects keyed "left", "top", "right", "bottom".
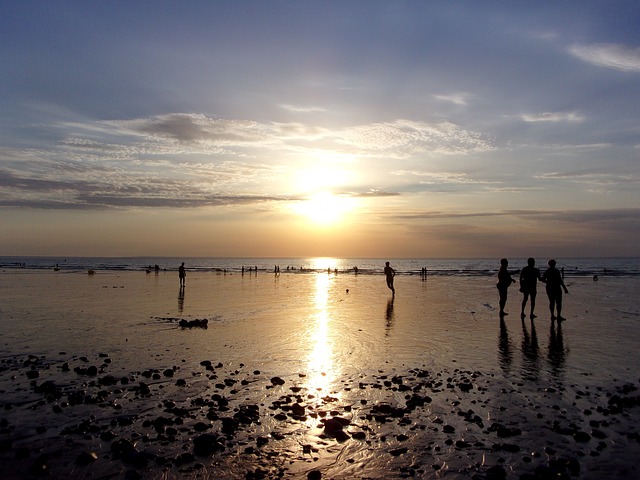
[{"left": 0, "top": 270, "right": 639, "bottom": 479}]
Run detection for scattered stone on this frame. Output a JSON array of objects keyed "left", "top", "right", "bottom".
[
  {"left": 76, "top": 451, "right": 98, "bottom": 466},
  {"left": 193, "top": 434, "right": 225, "bottom": 456}
]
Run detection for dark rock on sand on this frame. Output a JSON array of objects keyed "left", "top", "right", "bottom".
[
  {"left": 193, "top": 433, "right": 225, "bottom": 456},
  {"left": 179, "top": 319, "right": 208, "bottom": 329},
  {"left": 76, "top": 451, "right": 98, "bottom": 466}
]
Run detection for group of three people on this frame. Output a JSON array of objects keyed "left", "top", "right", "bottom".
[{"left": 498, "top": 258, "right": 568, "bottom": 321}]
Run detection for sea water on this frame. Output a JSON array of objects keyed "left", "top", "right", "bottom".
[{"left": 2, "top": 256, "right": 639, "bottom": 277}]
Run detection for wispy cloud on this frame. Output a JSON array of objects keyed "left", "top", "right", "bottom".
[
  {"left": 280, "top": 104, "right": 327, "bottom": 113},
  {"left": 391, "top": 170, "right": 494, "bottom": 185},
  {"left": 337, "top": 120, "right": 494, "bottom": 157},
  {"left": 433, "top": 93, "right": 469, "bottom": 106},
  {"left": 520, "top": 112, "right": 584, "bottom": 123},
  {"left": 569, "top": 43, "right": 640, "bottom": 72}
]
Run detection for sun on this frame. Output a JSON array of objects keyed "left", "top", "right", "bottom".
[{"left": 293, "top": 192, "right": 356, "bottom": 226}]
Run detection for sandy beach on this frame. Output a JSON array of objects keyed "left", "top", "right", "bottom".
[{"left": 1, "top": 269, "right": 639, "bottom": 479}]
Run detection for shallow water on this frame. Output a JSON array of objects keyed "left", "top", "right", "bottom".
[{"left": 0, "top": 271, "right": 639, "bottom": 478}]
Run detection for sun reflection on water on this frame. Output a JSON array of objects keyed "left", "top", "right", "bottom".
[{"left": 305, "top": 273, "right": 339, "bottom": 400}]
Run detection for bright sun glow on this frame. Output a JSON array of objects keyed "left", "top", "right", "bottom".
[{"left": 293, "top": 192, "right": 356, "bottom": 225}]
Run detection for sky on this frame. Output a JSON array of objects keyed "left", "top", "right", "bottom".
[{"left": 1, "top": 1, "right": 639, "bottom": 258}]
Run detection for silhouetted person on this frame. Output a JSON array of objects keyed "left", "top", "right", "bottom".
[
  {"left": 519, "top": 257, "right": 541, "bottom": 319},
  {"left": 541, "top": 259, "right": 568, "bottom": 321},
  {"left": 497, "top": 258, "right": 516, "bottom": 317},
  {"left": 178, "top": 262, "right": 186, "bottom": 287},
  {"left": 384, "top": 261, "right": 396, "bottom": 294}
]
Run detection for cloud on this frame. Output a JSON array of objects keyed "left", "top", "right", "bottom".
[
  {"left": 350, "top": 189, "right": 400, "bottom": 198},
  {"left": 336, "top": 120, "right": 494, "bottom": 157},
  {"left": 280, "top": 104, "right": 327, "bottom": 113},
  {"left": 433, "top": 93, "right": 469, "bottom": 106},
  {"left": 119, "top": 114, "right": 272, "bottom": 146},
  {"left": 73, "top": 193, "right": 291, "bottom": 209},
  {"left": 537, "top": 170, "right": 640, "bottom": 185},
  {"left": 388, "top": 208, "right": 640, "bottom": 224},
  {"left": 391, "top": 170, "right": 494, "bottom": 185},
  {"left": 568, "top": 43, "right": 640, "bottom": 72},
  {"left": 519, "top": 112, "right": 584, "bottom": 123},
  {"left": 0, "top": 169, "right": 101, "bottom": 193}
]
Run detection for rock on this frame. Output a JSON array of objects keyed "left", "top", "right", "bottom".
[
  {"left": 193, "top": 422, "right": 210, "bottom": 432},
  {"left": 111, "top": 439, "right": 147, "bottom": 467},
  {"left": 270, "top": 376, "right": 285, "bottom": 386},
  {"left": 76, "top": 451, "right": 98, "bottom": 466},
  {"left": 485, "top": 465, "right": 507, "bottom": 479},
  {"left": 459, "top": 382, "right": 473, "bottom": 392},
  {"left": 193, "top": 433, "right": 224, "bottom": 456},
  {"left": 573, "top": 431, "right": 591, "bottom": 443},
  {"left": 98, "top": 375, "right": 118, "bottom": 386},
  {"left": 221, "top": 417, "right": 239, "bottom": 435},
  {"left": 389, "top": 447, "right": 408, "bottom": 456}
]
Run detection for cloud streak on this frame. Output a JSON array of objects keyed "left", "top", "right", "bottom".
[{"left": 569, "top": 43, "right": 640, "bottom": 72}]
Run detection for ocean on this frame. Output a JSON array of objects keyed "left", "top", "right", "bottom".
[{"left": 2, "top": 255, "right": 639, "bottom": 277}]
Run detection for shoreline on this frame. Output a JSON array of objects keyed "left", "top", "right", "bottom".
[{"left": 0, "top": 271, "right": 639, "bottom": 478}]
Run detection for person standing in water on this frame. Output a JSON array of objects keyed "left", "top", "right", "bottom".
[
  {"left": 384, "top": 261, "right": 396, "bottom": 294},
  {"left": 541, "top": 259, "right": 569, "bottom": 321},
  {"left": 497, "top": 258, "right": 516, "bottom": 317},
  {"left": 178, "top": 262, "right": 186, "bottom": 288},
  {"left": 519, "top": 257, "right": 541, "bottom": 319}
]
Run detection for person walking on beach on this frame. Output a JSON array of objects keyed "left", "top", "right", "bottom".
[
  {"left": 519, "top": 257, "right": 541, "bottom": 319},
  {"left": 178, "top": 262, "right": 186, "bottom": 288},
  {"left": 541, "top": 259, "right": 568, "bottom": 321},
  {"left": 384, "top": 261, "right": 396, "bottom": 294},
  {"left": 497, "top": 258, "right": 516, "bottom": 317}
]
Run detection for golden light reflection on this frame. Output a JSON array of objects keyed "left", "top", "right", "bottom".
[
  {"left": 305, "top": 273, "right": 339, "bottom": 399},
  {"left": 309, "top": 257, "right": 340, "bottom": 272}
]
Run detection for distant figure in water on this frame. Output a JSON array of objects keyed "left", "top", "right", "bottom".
[
  {"left": 384, "top": 261, "right": 396, "bottom": 294},
  {"left": 519, "top": 257, "right": 541, "bottom": 319},
  {"left": 178, "top": 262, "right": 186, "bottom": 288},
  {"left": 541, "top": 259, "right": 569, "bottom": 321},
  {"left": 497, "top": 258, "right": 516, "bottom": 317}
]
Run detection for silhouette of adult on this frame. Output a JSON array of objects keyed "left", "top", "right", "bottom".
[
  {"left": 384, "top": 261, "right": 396, "bottom": 294},
  {"left": 519, "top": 257, "right": 541, "bottom": 319},
  {"left": 178, "top": 262, "right": 186, "bottom": 287},
  {"left": 497, "top": 258, "right": 516, "bottom": 317},
  {"left": 541, "top": 259, "right": 569, "bottom": 321}
]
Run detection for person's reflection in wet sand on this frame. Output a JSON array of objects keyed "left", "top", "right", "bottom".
[
  {"left": 385, "top": 297, "right": 395, "bottom": 335},
  {"left": 548, "top": 321, "right": 567, "bottom": 377},
  {"left": 521, "top": 318, "right": 540, "bottom": 381},
  {"left": 498, "top": 316, "right": 513, "bottom": 373},
  {"left": 178, "top": 287, "right": 185, "bottom": 314}
]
